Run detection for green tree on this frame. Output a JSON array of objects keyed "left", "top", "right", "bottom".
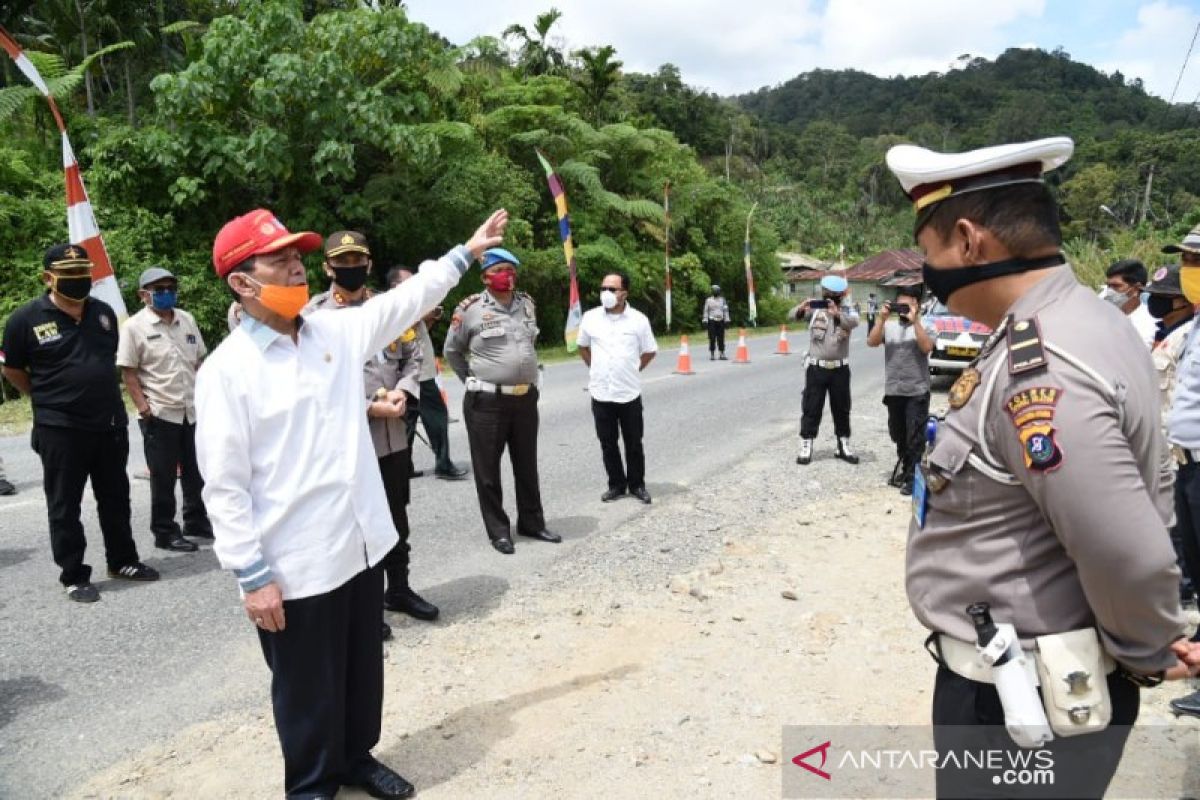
[{"left": 502, "top": 7, "right": 565, "bottom": 78}]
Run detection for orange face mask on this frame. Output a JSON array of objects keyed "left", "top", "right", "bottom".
[{"left": 245, "top": 276, "right": 310, "bottom": 320}]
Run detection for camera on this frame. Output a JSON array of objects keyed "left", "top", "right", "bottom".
[{"left": 892, "top": 302, "right": 911, "bottom": 315}]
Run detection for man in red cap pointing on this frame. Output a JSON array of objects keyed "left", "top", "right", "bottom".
[{"left": 196, "top": 207, "right": 508, "bottom": 800}]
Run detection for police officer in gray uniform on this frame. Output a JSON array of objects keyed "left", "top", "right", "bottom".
[
  {"left": 796, "top": 274, "right": 860, "bottom": 465},
  {"left": 443, "top": 248, "right": 558, "bottom": 555},
  {"left": 701, "top": 285, "right": 731, "bottom": 360},
  {"left": 306, "top": 231, "right": 439, "bottom": 635},
  {"left": 889, "top": 136, "right": 1200, "bottom": 797}
]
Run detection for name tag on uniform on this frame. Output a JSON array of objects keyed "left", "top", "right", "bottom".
[
  {"left": 147, "top": 334, "right": 163, "bottom": 340},
  {"left": 479, "top": 327, "right": 505, "bottom": 339},
  {"left": 912, "top": 467, "right": 930, "bottom": 528}
]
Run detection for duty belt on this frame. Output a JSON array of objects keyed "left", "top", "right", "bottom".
[
  {"left": 1171, "top": 444, "right": 1200, "bottom": 466},
  {"left": 806, "top": 357, "right": 847, "bottom": 369},
  {"left": 465, "top": 377, "right": 531, "bottom": 396},
  {"left": 925, "top": 633, "right": 1115, "bottom": 687}
]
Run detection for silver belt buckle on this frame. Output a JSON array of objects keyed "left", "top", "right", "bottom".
[{"left": 511, "top": 384, "right": 530, "bottom": 396}]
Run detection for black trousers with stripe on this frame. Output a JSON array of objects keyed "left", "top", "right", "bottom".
[{"left": 800, "top": 364, "right": 851, "bottom": 439}]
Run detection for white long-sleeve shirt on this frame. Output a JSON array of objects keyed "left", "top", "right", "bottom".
[{"left": 195, "top": 245, "right": 472, "bottom": 600}]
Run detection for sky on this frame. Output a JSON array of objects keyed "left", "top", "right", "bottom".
[{"left": 403, "top": 0, "right": 1200, "bottom": 103}]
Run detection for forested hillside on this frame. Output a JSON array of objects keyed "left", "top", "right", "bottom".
[{"left": 2, "top": 1, "right": 1197, "bottom": 347}]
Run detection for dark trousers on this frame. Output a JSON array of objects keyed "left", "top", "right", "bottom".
[
  {"left": 591, "top": 396, "right": 646, "bottom": 492},
  {"left": 883, "top": 393, "right": 930, "bottom": 480},
  {"left": 32, "top": 424, "right": 139, "bottom": 586},
  {"left": 140, "top": 416, "right": 212, "bottom": 541},
  {"left": 462, "top": 388, "right": 545, "bottom": 541},
  {"left": 931, "top": 666, "right": 1138, "bottom": 798},
  {"left": 258, "top": 566, "right": 384, "bottom": 798},
  {"left": 706, "top": 320, "right": 726, "bottom": 354},
  {"left": 376, "top": 449, "right": 411, "bottom": 592},
  {"left": 800, "top": 364, "right": 851, "bottom": 439},
  {"left": 406, "top": 378, "right": 455, "bottom": 473},
  {"left": 1173, "top": 462, "right": 1200, "bottom": 606}
]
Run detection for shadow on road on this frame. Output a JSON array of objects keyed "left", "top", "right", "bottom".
[
  {"left": 544, "top": 515, "right": 599, "bottom": 542},
  {"left": 0, "top": 547, "right": 37, "bottom": 571},
  {"left": 0, "top": 676, "right": 67, "bottom": 731},
  {"left": 415, "top": 574, "right": 511, "bottom": 625},
  {"left": 380, "top": 664, "right": 640, "bottom": 793},
  {"left": 96, "top": 549, "right": 222, "bottom": 593}
]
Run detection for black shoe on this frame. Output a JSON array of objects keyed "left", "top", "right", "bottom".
[
  {"left": 345, "top": 758, "right": 415, "bottom": 799},
  {"left": 520, "top": 529, "right": 562, "bottom": 543},
  {"left": 385, "top": 588, "right": 440, "bottom": 621},
  {"left": 491, "top": 537, "right": 515, "bottom": 555},
  {"left": 900, "top": 480, "right": 914, "bottom": 497},
  {"left": 107, "top": 563, "right": 161, "bottom": 582},
  {"left": 409, "top": 468, "right": 425, "bottom": 479},
  {"left": 0, "top": 478, "right": 16, "bottom": 496},
  {"left": 381, "top": 620, "right": 393, "bottom": 642},
  {"left": 434, "top": 465, "right": 469, "bottom": 480},
  {"left": 66, "top": 582, "right": 100, "bottom": 603},
  {"left": 630, "top": 487, "right": 652, "bottom": 504},
  {"left": 185, "top": 528, "right": 215, "bottom": 540},
  {"left": 1171, "top": 690, "right": 1200, "bottom": 718},
  {"left": 710, "top": 353, "right": 716, "bottom": 361},
  {"left": 155, "top": 535, "right": 198, "bottom": 553},
  {"left": 601, "top": 488, "right": 626, "bottom": 502}
]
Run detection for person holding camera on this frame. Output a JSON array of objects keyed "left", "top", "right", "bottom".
[
  {"left": 701, "top": 284, "right": 731, "bottom": 360},
  {"left": 866, "top": 286, "right": 933, "bottom": 495},
  {"left": 795, "top": 274, "right": 860, "bottom": 465}
]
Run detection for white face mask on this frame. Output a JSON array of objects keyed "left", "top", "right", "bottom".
[
  {"left": 1100, "top": 286, "right": 1131, "bottom": 308},
  {"left": 600, "top": 290, "right": 618, "bottom": 310}
]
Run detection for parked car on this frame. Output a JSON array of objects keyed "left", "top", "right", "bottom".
[{"left": 923, "top": 301, "right": 993, "bottom": 375}]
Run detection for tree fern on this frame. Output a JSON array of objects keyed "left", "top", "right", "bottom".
[{"left": 0, "top": 40, "right": 134, "bottom": 125}]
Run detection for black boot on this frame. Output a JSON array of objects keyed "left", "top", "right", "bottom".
[{"left": 384, "top": 565, "right": 439, "bottom": 621}]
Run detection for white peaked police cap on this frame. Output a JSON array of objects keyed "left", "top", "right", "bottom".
[{"left": 886, "top": 136, "right": 1074, "bottom": 232}]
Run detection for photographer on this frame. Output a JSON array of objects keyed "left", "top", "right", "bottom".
[
  {"left": 795, "top": 275, "right": 860, "bottom": 465},
  {"left": 866, "top": 286, "right": 933, "bottom": 495}
]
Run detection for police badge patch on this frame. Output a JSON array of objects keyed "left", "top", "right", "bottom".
[{"left": 1019, "top": 423, "right": 1063, "bottom": 472}]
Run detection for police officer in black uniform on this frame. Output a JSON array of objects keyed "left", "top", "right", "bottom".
[{"left": 1, "top": 244, "right": 159, "bottom": 602}]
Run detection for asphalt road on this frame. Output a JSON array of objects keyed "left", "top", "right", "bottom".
[{"left": 0, "top": 326, "right": 901, "bottom": 797}]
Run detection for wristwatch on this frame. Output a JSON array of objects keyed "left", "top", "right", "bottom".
[{"left": 1117, "top": 665, "right": 1164, "bottom": 688}]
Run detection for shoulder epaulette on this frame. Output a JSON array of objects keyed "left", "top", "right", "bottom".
[
  {"left": 1006, "top": 317, "right": 1047, "bottom": 374},
  {"left": 456, "top": 293, "right": 482, "bottom": 312}
]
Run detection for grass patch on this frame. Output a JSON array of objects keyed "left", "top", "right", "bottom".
[{"left": 0, "top": 396, "right": 32, "bottom": 437}]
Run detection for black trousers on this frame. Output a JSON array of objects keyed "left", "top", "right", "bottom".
[
  {"left": 706, "top": 320, "right": 726, "bottom": 354},
  {"left": 931, "top": 666, "right": 1138, "bottom": 799},
  {"left": 591, "top": 397, "right": 646, "bottom": 492},
  {"left": 883, "top": 393, "right": 930, "bottom": 480},
  {"left": 462, "top": 388, "right": 545, "bottom": 541},
  {"left": 800, "top": 364, "right": 851, "bottom": 439},
  {"left": 32, "top": 424, "right": 139, "bottom": 586},
  {"left": 1173, "top": 462, "right": 1200, "bottom": 605},
  {"left": 376, "top": 449, "right": 411, "bottom": 592},
  {"left": 258, "top": 566, "right": 384, "bottom": 798},
  {"left": 405, "top": 378, "right": 455, "bottom": 473},
  {"left": 140, "top": 416, "right": 212, "bottom": 542}
]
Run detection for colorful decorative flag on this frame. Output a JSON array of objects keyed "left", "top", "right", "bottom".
[
  {"left": 663, "top": 180, "right": 672, "bottom": 330},
  {"left": 0, "top": 25, "right": 126, "bottom": 320},
  {"left": 535, "top": 149, "right": 583, "bottom": 351},
  {"left": 744, "top": 201, "right": 759, "bottom": 325}
]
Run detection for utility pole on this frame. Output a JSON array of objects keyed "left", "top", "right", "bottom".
[{"left": 1139, "top": 163, "right": 1155, "bottom": 226}]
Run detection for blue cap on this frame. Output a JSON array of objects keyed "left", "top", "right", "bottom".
[
  {"left": 820, "top": 275, "right": 848, "bottom": 293},
  {"left": 481, "top": 248, "right": 520, "bottom": 271}
]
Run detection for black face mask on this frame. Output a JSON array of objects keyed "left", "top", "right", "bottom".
[
  {"left": 1147, "top": 294, "right": 1180, "bottom": 320},
  {"left": 921, "top": 254, "right": 1066, "bottom": 305},
  {"left": 52, "top": 275, "right": 92, "bottom": 301},
  {"left": 332, "top": 266, "right": 369, "bottom": 292}
]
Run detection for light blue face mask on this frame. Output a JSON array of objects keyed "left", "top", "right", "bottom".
[
  {"left": 151, "top": 288, "right": 177, "bottom": 311},
  {"left": 1140, "top": 290, "right": 1151, "bottom": 306}
]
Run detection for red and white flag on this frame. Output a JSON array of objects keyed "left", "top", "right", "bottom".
[{"left": 0, "top": 25, "right": 126, "bottom": 320}]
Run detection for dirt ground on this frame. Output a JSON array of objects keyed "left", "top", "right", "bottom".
[{"left": 73, "top": 479, "right": 1200, "bottom": 799}]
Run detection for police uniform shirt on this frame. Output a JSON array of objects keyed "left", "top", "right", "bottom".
[
  {"left": 305, "top": 289, "right": 422, "bottom": 459},
  {"left": 907, "top": 266, "right": 1184, "bottom": 674},
  {"left": 443, "top": 290, "right": 539, "bottom": 385},
  {"left": 806, "top": 304, "right": 859, "bottom": 361},
  {"left": 195, "top": 245, "right": 471, "bottom": 600},
  {"left": 1, "top": 293, "right": 126, "bottom": 430},
  {"left": 116, "top": 306, "right": 207, "bottom": 424},
  {"left": 577, "top": 303, "right": 658, "bottom": 403},
  {"left": 1167, "top": 324, "right": 1200, "bottom": 449},
  {"left": 702, "top": 296, "right": 730, "bottom": 323},
  {"left": 1153, "top": 318, "right": 1194, "bottom": 429},
  {"left": 416, "top": 321, "right": 438, "bottom": 382}
]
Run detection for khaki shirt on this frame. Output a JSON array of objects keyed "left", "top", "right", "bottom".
[
  {"left": 906, "top": 266, "right": 1184, "bottom": 675},
  {"left": 305, "top": 289, "right": 421, "bottom": 458},
  {"left": 116, "top": 306, "right": 207, "bottom": 424},
  {"left": 702, "top": 296, "right": 730, "bottom": 323},
  {"left": 416, "top": 321, "right": 438, "bottom": 382},
  {"left": 805, "top": 305, "right": 859, "bottom": 361},
  {"left": 443, "top": 290, "right": 539, "bottom": 385}
]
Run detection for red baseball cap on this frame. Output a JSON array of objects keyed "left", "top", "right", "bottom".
[{"left": 212, "top": 209, "right": 322, "bottom": 277}]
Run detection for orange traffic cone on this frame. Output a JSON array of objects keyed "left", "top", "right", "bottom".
[
  {"left": 674, "top": 335, "right": 695, "bottom": 375},
  {"left": 775, "top": 324, "right": 790, "bottom": 355},
  {"left": 733, "top": 328, "right": 751, "bottom": 364}
]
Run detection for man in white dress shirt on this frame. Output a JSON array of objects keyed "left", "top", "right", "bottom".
[
  {"left": 1103, "top": 258, "right": 1157, "bottom": 348},
  {"left": 576, "top": 271, "right": 658, "bottom": 504},
  {"left": 195, "top": 207, "right": 508, "bottom": 800}
]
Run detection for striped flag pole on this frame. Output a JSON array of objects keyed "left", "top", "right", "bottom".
[
  {"left": 0, "top": 25, "right": 126, "bottom": 320},
  {"left": 663, "top": 180, "right": 672, "bottom": 331},
  {"left": 534, "top": 149, "right": 583, "bottom": 352},
  {"left": 744, "top": 201, "right": 758, "bottom": 326}
]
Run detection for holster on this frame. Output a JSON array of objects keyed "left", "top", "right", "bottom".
[{"left": 1034, "top": 628, "right": 1114, "bottom": 737}]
